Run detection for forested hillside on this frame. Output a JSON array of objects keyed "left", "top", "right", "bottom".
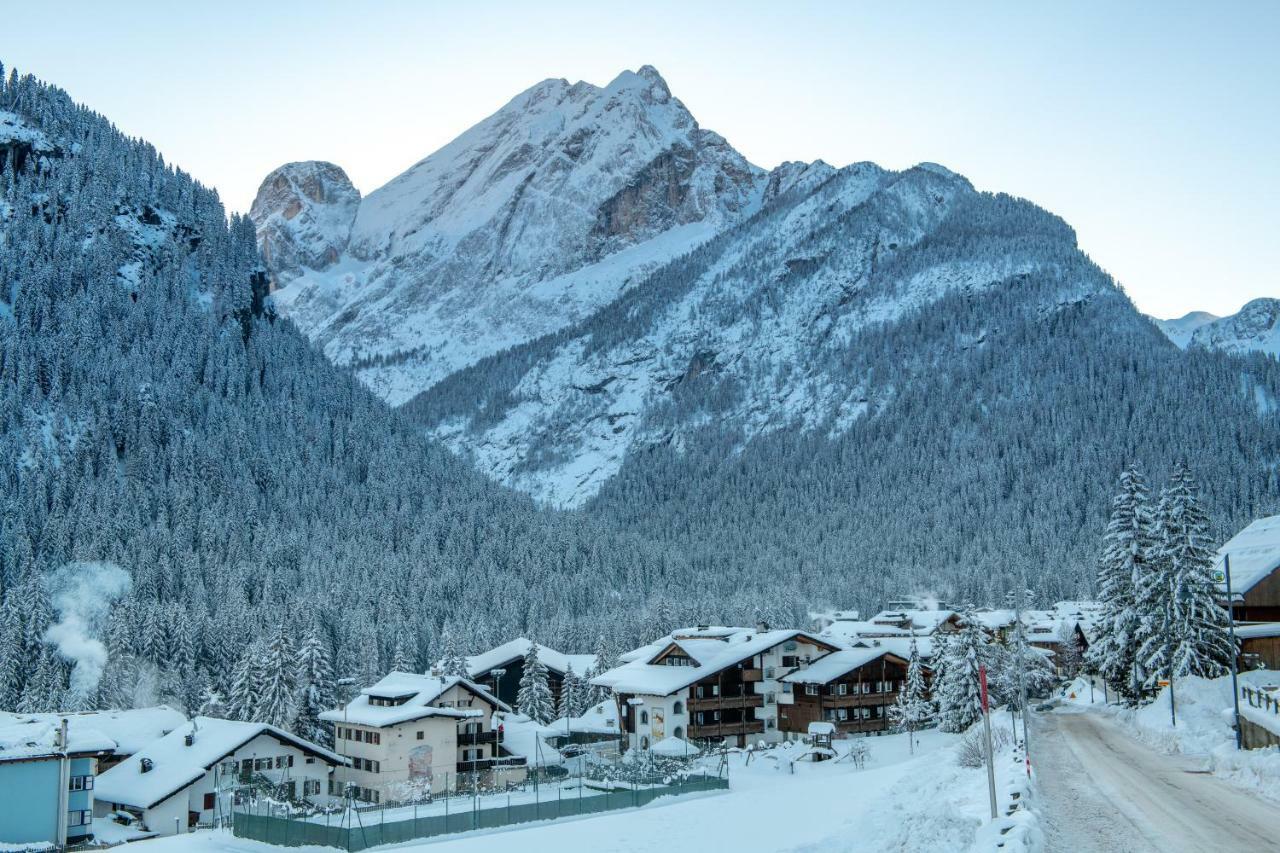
[{"left": 0, "top": 67, "right": 723, "bottom": 715}]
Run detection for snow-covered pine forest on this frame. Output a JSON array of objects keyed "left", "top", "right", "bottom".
[{"left": 0, "top": 68, "right": 744, "bottom": 716}]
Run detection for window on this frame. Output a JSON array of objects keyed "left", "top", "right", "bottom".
[
  {"left": 765, "top": 666, "right": 775, "bottom": 679},
  {"left": 203, "top": 793, "right": 216, "bottom": 811},
  {"left": 639, "top": 736, "right": 649, "bottom": 750},
  {"left": 673, "top": 726, "right": 684, "bottom": 739},
  {"left": 712, "top": 685, "right": 720, "bottom": 697},
  {"left": 784, "top": 641, "right": 797, "bottom": 652},
  {"left": 696, "top": 712, "right": 705, "bottom": 725},
  {"left": 766, "top": 718, "right": 776, "bottom": 730},
  {"left": 782, "top": 656, "right": 798, "bottom": 668},
  {"left": 371, "top": 732, "right": 380, "bottom": 745},
  {"left": 416, "top": 731, "right": 425, "bottom": 740},
  {"left": 275, "top": 756, "right": 285, "bottom": 769},
  {"left": 462, "top": 748, "right": 483, "bottom": 762},
  {"left": 639, "top": 711, "right": 649, "bottom": 725},
  {"left": 837, "top": 683, "right": 848, "bottom": 696},
  {"left": 67, "top": 810, "right": 92, "bottom": 827},
  {"left": 241, "top": 759, "right": 252, "bottom": 775},
  {"left": 805, "top": 684, "right": 818, "bottom": 696},
  {"left": 68, "top": 775, "right": 93, "bottom": 791},
  {"left": 765, "top": 692, "right": 776, "bottom": 705},
  {"left": 304, "top": 780, "right": 321, "bottom": 796},
  {"left": 672, "top": 700, "right": 683, "bottom": 715},
  {"left": 837, "top": 708, "right": 848, "bottom": 721},
  {"left": 824, "top": 708, "right": 836, "bottom": 721},
  {"left": 782, "top": 683, "right": 793, "bottom": 694}
]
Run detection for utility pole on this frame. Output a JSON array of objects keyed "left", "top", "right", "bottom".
[
  {"left": 979, "top": 665, "right": 998, "bottom": 820},
  {"left": 1222, "top": 553, "right": 1243, "bottom": 749}
]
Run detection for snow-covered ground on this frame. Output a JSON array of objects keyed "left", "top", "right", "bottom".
[{"left": 130, "top": 724, "right": 1033, "bottom": 852}]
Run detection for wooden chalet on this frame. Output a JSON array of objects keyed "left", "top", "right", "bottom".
[{"left": 778, "top": 647, "right": 926, "bottom": 737}]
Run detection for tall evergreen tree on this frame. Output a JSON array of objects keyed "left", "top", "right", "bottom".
[
  {"left": 936, "top": 609, "right": 985, "bottom": 733},
  {"left": 1085, "top": 466, "right": 1155, "bottom": 704},
  {"left": 888, "top": 638, "right": 932, "bottom": 754},
  {"left": 560, "top": 664, "right": 586, "bottom": 720},
  {"left": 293, "top": 622, "right": 337, "bottom": 745},
  {"left": 257, "top": 622, "right": 298, "bottom": 728},
  {"left": 439, "top": 626, "right": 468, "bottom": 678},
  {"left": 1135, "top": 464, "right": 1235, "bottom": 693},
  {"left": 516, "top": 642, "right": 554, "bottom": 724}
]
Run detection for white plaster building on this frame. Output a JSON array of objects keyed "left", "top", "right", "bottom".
[{"left": 93, "top": 717, "right": 342, "bottom": 836}]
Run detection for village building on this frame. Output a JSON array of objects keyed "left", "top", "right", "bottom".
[
  {"left": 464, "top": 638, "right": 597, "bottom": 711},
  {"left": 0, "top": 716, "right": 114, "bottom": 847},
  {"left": 1216, "top": 515, "right": 1280, "bottom": 623},
  {"left": 778, "top": 648, "right": 921, "bottom": 737},
  {"left": 321, "top": 672, "right": 526, "bottom": 801},
  {"left": 93, "top": 717, "right": 341, "bottom": 837},
  {"left": 592, "top": 626, "right": 839, "bottom": 750}
]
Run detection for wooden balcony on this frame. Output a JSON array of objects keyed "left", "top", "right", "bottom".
[
  {"left": 457, "top": 730, "right": 500, "bottom": 747},
  {"left": 815, "top": 691, "right": 899, "bottom": 708},
  {"left": 456, "top": 755, "right": 527, "bottom": 773},
  {"left": 689, "top": 720, "right": 765, "bottom": 739},
  {"left": 690, "top": 693, "right": 763, "bottom": 711}
]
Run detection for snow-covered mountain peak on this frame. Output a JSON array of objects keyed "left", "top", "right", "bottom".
[
  {"left": 255, "top": 66, "right": 768, "bottom": 403},
  {"left": 249, "top": 161, "right": 359, "bottom": 286},
  {"left": 1153, "top": 310, "right": 1220, "bottom": 349}
]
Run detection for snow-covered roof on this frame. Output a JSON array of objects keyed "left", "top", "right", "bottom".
[
  {"left": 868, "top": 609, "right": 958, "bottom": 633},
  {"left": 0, "top": 707, "right": 186, "bottom": 757},
  {"left": 1216, "top": 515, "right": 1280, "bottom": 595},
  {"left": 321, "top": 672, "right": 507, "bottom": 728},
  {"left": 466, "top": 638, "right": 597, "bottom": 679},
  {"left": 592, "top": 628, "right": 835, "bottom": 696},
  {"left": 780, "top": 648, "right": 908, "bottom": 684},
  {"left": 649, "top": 736, "right": 701, "bottom": 757},
  {"left": 0, "top": 718, "right": 114, "bottom": 763},
  {"left": 1235, "top": 622, "right": 1280, "bottom": 640},
  {"left": 843, "top": 636, "right": 936, "bottom": 661},
  {"left": 95, "top": 717, "right": 342, "bottom": 810},
  {"left": 807, "top": 722, "right": 836, "bottom": 736},
  {"left": 492, "top": 714, "right": 563, "bottom": 767}
]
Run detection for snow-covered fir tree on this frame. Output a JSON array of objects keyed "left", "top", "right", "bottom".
[
  {"left": 257, "top": 622, "right": 298, "bottom": 728},
  {"left": 1134, "top": 463, "right": 1235, "bottom": 693},
  {"left": 560, "top": 664, "right": 586, "bottom": 720},
  {"left": 439, "top": 626, "right": 468, "bottom": 678},
  {"left": 293, "top": 622, "right": 337, "bottom": 746},
  {"left": 936, "top": 608, "right": 986, "bottom": 733},
  {"left": 227, "top": 640, "right": 266, "bottom": 722},
  {"left": 888, "top": 638, "right": 932, "bottom": 753},
  {"left": 1085, "top": 466, "right": 1155, "bottom": 704},
  {"left": 516, "top": 643, "right": 554, "bottom": 724}
]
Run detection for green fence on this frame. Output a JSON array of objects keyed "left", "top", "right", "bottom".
[{"left": 232, "top": 775, "right": 728, "bottom": 850}]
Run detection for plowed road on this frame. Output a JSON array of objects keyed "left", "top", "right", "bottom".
[{"left": 1034, "top": 710, "right": 1279, "bottom": 851}]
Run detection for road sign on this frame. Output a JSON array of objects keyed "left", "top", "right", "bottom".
[{"left": 1157, "top": 679, "right": 1170, "bottom": 688}]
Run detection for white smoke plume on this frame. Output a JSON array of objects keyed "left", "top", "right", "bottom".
[{"left": 43, "top": 561, "right": 133, "bottom": 704}]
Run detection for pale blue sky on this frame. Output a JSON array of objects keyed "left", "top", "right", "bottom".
[{"left": 3, "top": 1, "right": 1276, "bottom": 317}]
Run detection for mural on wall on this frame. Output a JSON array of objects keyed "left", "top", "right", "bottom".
[
  {"left": 408, "top": 744, "right": 434, "bottom": 781},
  {"left": 651, "top": 709, "right": 665, "bottom": 740}
]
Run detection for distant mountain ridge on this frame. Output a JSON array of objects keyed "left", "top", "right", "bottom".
[{"left": 1153, "top": 300, "right": 1280, "bottom": 356}]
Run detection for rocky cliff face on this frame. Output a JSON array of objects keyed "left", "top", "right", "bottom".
[
  {"left": 251, "top": 67, "right": 766, "bottom": 404},
  {"left": 249, "top": 161, "right": 360, "bottom": 287}
]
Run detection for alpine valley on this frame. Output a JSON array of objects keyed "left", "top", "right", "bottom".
[{"left": 1, "top": 62, "right": 1277, "bottom": 714}]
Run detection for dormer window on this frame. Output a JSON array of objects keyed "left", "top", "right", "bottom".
[{"left": 368, "top": 694, "right": 411, "bottom": 707}]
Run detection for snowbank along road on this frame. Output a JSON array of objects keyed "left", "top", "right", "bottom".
[{"left": 1034, "top": 709, "right": 1280, "bottom": 852}]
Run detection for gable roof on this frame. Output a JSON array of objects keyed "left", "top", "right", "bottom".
[
  {"left": 592, "top": 628, "right": 837, "bottom": 696},
  {"left": 780, "top": 648, "right": 911, "bottom": 684},
  {"left": 320, "top": 672, "right": 508, "bottom": 728},
  {"left": 1217, "top": 515, "right": 1280, "bottom": 595},
  {"left": 95, "top": 717, "right": 342, "bottom": 810},
  {"left": 466, "top": 639, "right": 597, "bottom": 679}
]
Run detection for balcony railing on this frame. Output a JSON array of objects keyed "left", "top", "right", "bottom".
[
  {"left": 455, "top": 756, "right": 527, "bottom": 773},
  {"left": 690, "top": 692, "right": 762, "bottom": 710},
  {"left": 688, "top": 720, "right": 765, "bottom": 738},
  {"left": 457, "top": 730, "right": 500, "bottom": 746}
]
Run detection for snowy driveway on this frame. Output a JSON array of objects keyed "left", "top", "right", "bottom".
[{"left": 1034, "top": 710, "right": 1279, "bottom": 852}]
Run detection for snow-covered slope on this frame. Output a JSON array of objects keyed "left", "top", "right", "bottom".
[
  {"left": 252, "top": 66, "right": 766, "bottom": 404},
  {"left": 1153, "top": 310, "right": 1219, "bottom": 349},
  {"left": 409, "top": 162, "right": 1107, "bottom": 507}
]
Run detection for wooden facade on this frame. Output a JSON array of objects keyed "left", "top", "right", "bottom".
[
  {"left": 474, "top": 660, "right": 566, "bottom": 710},
  {"left": 1236, "top": 567, "right": 1280, "bottom": 623},
  {"left": 1240, "top": 633, "right": 1280, "bottom": 671},
  {"left": 779, "top": 653, "right": 914, "bottom": 737}
]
